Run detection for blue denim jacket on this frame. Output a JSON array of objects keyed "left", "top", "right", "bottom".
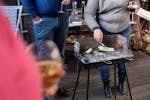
[{"left": 21, "top": 0, "right": 61, "bottom": 18}]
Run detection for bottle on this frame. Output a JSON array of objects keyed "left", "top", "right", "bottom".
[
  {"left": 81, "top": 1, "right": 85, "bottom": 19},
  {"left": 74, "top": 1, "right": 78, "bottom": 15},
  {"left": 72, "top": 1, "right": 77, "bottom": 15}
]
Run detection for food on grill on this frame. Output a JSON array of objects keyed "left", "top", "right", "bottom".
[
  {"left": 75, "top": 37, "right": 99, "bottom": 54},
  {"left": 85, "top": 48, "right": 93, "bottom": 54},
  {"left": 74, "top": 35, "right": 133, "bottom": 64},
  {"left": 74, "top": 35, "right": 128, "bottom": 54},
  {"left": 115, "top": 42, "right": 123, "bottom": 48},
  {"left": 98, "top": 46, "right": 115, "bottom": 52}
]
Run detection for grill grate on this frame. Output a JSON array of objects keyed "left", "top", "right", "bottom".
[{"left": 74, "top": 34, "right": 134, "bottom": 64}]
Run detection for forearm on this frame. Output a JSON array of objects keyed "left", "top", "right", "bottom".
[
  {"left": 137, "top": 8, "right": 150, "bottom": 21},
  {"left": 84, "top": 0, "right": 100, "bottom": 31},
  {"left": 84, "top": 12, "right": 100, "bottom": 31},
  {"left": 21, "top": 0, "right": 39, "bottom": 18}
]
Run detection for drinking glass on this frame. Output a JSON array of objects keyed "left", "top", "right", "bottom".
[
  {"left": 70, "top": 1, "right": 79, "bottom": 22},
  {"left": 58, "top": 0, "right": 65, "bottom": 14}
]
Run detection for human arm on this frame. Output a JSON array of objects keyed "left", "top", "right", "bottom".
[
  {"left": 137, "top": 8, "right": 150, "bottom": 21},
  {"left": 84, "top": 0, "right": 103, "bottom": 42},
  {"left": 61, "top": 0, "right": 70, "bottom": 5},
  {"left": 20, "top": 0, "right": 42, "bottom": 23},
  {"left": 128, "top": 4, "right": 150, "bottom": 21}
]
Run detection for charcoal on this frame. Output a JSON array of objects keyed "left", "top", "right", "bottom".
[{"left": 74, "top": 34, "right": 133, "bottom": 64}]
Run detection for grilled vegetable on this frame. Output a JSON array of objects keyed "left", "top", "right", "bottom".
[
  {"left": 85, "top": 48, "right": 93, "bottom": 54},
  {"left": 98, "top": 46, "right": 115, "bottom": 52}
]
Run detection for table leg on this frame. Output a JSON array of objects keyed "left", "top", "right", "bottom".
[
  {"left": 124, "top": 64, "right": 133, "bottom": 100},
  {"left": 72, "top": 61, "right": 81, "bottom": 100},
  {"left": 114, "top": 64, "right": 117, "bottom": 100},
  {"left": 86, "top": 66, "right": 90, "bottom": 100}
]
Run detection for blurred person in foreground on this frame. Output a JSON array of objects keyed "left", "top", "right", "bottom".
[
  {"left": 0, "top": 3, "right": 65, "bottom": 100},
  {"left": 20, "top": 0, "right": 70, "bottom": 96},
  {"left": 84, "top": 0, "right": 140, "bottom": 97},
  {"left": 28, "top": 40, "right": 65, "bottom": 100},
  {"left": 0, "top": 5, "right": 42, "bottom": 100}
]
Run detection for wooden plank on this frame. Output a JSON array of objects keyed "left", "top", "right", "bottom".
[{"left": 55, "top": 52, "right": 150, "bottom": 100}]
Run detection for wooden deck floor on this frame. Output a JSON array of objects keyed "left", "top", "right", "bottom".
[{"left": 54, "top": 52, "right": 150, "bottom": 100}]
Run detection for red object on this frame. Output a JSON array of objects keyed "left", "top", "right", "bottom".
[{"left": 0, "top": 9, "right": 43, "bottom": 100}]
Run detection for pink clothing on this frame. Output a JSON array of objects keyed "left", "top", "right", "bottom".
[{"left": 0, "top": 9, "right": 42, "bottom": 100}]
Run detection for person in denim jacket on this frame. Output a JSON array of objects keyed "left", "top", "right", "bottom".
[{"left": 21, "top": 0, "right": 70, "bottom": 98}]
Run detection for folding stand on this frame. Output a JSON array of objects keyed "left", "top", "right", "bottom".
[{"left": 72, "top": 58, "right": 133, "bottom": 100}]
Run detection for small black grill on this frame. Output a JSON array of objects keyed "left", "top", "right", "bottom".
[{"left": 74, "top": 34, "right": 134, "bottom": 64}]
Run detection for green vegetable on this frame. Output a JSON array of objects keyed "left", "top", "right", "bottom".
[
  {"left": 140, "top": 0, "right": 149, "bottom": 2},
  {"left": 98, "top": 46, "right": 115, "bottom": 52},
  {"left": 85, "top": 48, "right": 93, "bottom": 54}
]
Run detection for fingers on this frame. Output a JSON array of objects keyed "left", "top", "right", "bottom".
[
  {"left": 93, "top": 33, "right": 102, "bottom": 42},
  {"left": 93, "top": 29, "right": 103, "bottom": 43},
  {"left": 61, "top": 0, "right": 70, "bottom": 5}
]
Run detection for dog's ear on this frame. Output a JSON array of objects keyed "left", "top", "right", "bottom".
[{"left": 27, "top": 40, "right": 62, "bottom": 64}]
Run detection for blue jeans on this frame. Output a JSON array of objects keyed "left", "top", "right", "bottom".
[
  {"left": 99, "top": 26, "right": 131, "bottom": 81},
  {"left": 33, "top": 13, "right": 69, "bottom": 63}
]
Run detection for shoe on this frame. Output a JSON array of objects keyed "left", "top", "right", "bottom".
[
  {"left": 119, "top": 79, "right": 127, "bottom": 95},
  {"left": 103, "top": 80, "right": 112, "bottom": 97},
  {"left": 57, "top": 87, "right": 69, "bottom": 97}
]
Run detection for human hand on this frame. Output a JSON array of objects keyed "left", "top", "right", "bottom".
[
  {"left": 61, "top": 0, "right": 70, "bottom": 5},
  {"left": 127, "top": 5, "right": 139, "bottom": 14},
  {"left": 33, "top": 16, "right": 43, "bottom": 24},
  {"left": 93, "top": 29, "right": 103, "bottom": 43}
]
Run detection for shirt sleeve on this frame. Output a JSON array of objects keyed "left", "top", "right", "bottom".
[
  {"left": 21, "top": 0, "right": 39, "bottom": 18},
  {"left": 84, "top": 0, "right": 100, "bottom": 31}
]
